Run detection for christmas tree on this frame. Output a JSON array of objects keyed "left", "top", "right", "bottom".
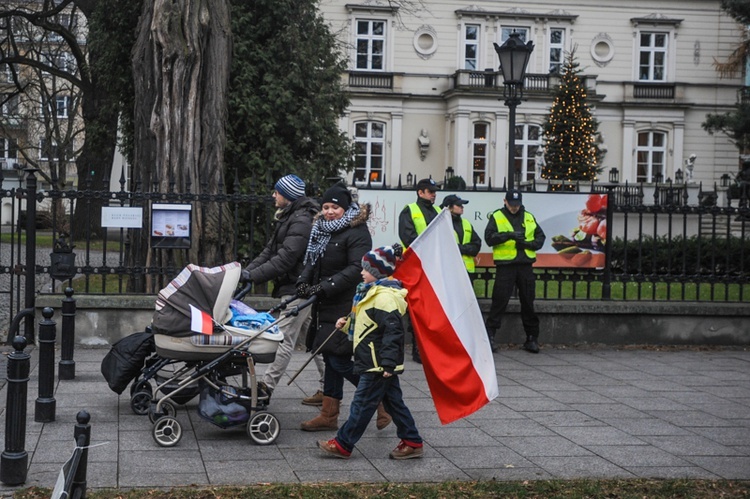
[{"left": 541, "top": 49, "right": 602, "bottom": 188}]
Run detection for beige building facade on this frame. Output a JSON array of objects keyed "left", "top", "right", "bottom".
[{"left": 319, "top": 0, "right": 744, "bottom": 189}]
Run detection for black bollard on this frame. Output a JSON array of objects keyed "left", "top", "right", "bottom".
[
  {"left": 35, "top": 307, "right": 57, "bottom": 423},
  {"left": 71, "top": 410, "right": 91, "bottom": 498},
  {"left": 59, "top": 287, "right": 76, "bottom": 380},
  {"left": 1, "top": 336, "right": 30, "bottom": 486}
]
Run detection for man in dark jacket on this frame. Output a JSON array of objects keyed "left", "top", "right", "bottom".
[
  {"left": 242, "top": 174, "right": 324, "bottom": 401},
  {"left": 397, "top": 178, "right": 440, "bottom": 363},
  {"left": 398, "top": 178, "right": 440, "bottom": 248},
  {"left": 484, "top": 189, "right": 546, "bottom": 354},
  {"left": 440, "top": 194, "right": 481, "bottom": 273}
]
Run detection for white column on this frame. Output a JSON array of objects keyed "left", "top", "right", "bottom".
[
  {"left": 390, "top": 112, "right": 403, "bottom": 186},
  {"left": 672, "top": 122, "right": 685, "bottom": 181},
  {"left": 621, "top": 120, "right": 635, "bottom": 182},
  {"left": 454, "top": 110, "right": 470, "bottom": 180},
  {"left": 495, "top": 110, "right": 508, "bottom": 187}
]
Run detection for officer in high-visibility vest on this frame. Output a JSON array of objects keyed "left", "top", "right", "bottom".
[
  {"left": 398, "top": 178, "right": 440, "bottom": 248},
  {"left": 484, "top": 189, "right": 546, "bottom": 354},
  {"left": 398, "top": 178, "right": 440, "bottom": 364},
  {"left": 439, "top": 194, "right": 481, "bottom": 273}
]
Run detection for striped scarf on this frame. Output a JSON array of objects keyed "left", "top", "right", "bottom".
[{"left": 303, "top": 204, "right": 361, "bottom": 266}]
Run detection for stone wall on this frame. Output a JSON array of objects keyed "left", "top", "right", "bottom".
[{"left": 34, "top": 294, "right": 750, "bottom": 347}]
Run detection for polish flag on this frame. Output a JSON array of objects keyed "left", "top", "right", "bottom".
[
  {"left": 394, "top": 209, "right": 498, "bottom": 424},
  {"left": 189, "top": 304, "right": 214, "bottom": 335}
]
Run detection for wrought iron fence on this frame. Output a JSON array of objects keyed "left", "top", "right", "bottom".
[{"left": 1, "top": 171, "right": 748, "bottom": 327}]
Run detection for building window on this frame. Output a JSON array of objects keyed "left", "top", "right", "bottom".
[
  {"left": 1, "top": 138, "right": 18, "bottom": 163},
  {"left": 355, "top": 20, "right": 386, "bottom": 71},
  {"left": 548, "top": 28, "right": 565, "bottom": 74},
  {"left": 514, "top": 124, "right": 542, "bottom": 182},
  {"left": 0, "top": 94, "right": 19, "bottom": 116},
  {"left": 353, "top": 121, "right": 385, "bottom": 186},
  {"left": 463, "top": 24, "right": 480, "bottom": 70},
  {"left": 636, "top": 131, "right": 666, "bottom": 182},
  {"left": 471, "top": 123, "right": 489, "bottom": 186},
  {"left": 638, "top": 32, "right": 667, "bottom": 81},
  {"left": 55, "top": 96, "right": 71, "bottom": 118},
  {"left": 501, "top": 26, "right": 529, "bottom": 44},
  {"left": 40, "top": 138, "right": 73, "bottom": 161}
]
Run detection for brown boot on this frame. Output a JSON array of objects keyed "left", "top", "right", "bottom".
[
  {"left": 376, "top": 402, "right": 392, "bottom": 430},
  {"left": 300, "top": 396, "right": 340, "bottom": 432}
]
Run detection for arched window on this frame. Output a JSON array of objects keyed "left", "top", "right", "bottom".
[
  {"left": 514, "top": 124, "right": 542, "bottom": 182},
  {"left": 471, "top": 122, "right": 489, "bottom": 186},
  {"left": 636, "top": 131, "right": 666, "bottom": 182},
  {"left": 353, "top": 121, "right": 385, "bottom": 186}
]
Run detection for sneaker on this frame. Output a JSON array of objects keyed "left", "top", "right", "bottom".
[
  {"left": 318, "top": 438, "right": 351, "bottom": 459},
  {"left": 302, "top": 390, "right": 324, "bottom": 406},
  {"left": 389, "top": 439, "right": 424, "bottom": 460},
  {"left": 523, "top": 336, "right": 540, "bottom": 354}
]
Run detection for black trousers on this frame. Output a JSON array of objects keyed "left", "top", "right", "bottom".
[{"left": 486, "top": 263, "right": 539, "bottom": 339}]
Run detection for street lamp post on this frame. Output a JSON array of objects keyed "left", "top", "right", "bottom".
[{"left": 494, "top": 32, "right": 534, "bottom": 191}]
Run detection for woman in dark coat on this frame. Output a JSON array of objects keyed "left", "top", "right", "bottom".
[{"left": 297, "top": 183, "right": 390, "bottom": 431}]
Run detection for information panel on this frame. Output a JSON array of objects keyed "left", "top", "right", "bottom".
[{"left": 151, "top": 203, "right": 191, "bottom": 249}]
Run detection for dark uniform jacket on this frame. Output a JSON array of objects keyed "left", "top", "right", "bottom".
[
  {"left": 397, "top": 197, "right": 440, "bottom": 247},
  {"left": 451, "top": 213, "right": 482, "bottom": 257},
  {"left": 300, "top": 204, "right": 372, "bottom": 356},
  {"left": 244, "top": 197, "right": 319, "bottom": 298},
  {"left": 484, "top": 206, "right": 546, "bottom": 266}
]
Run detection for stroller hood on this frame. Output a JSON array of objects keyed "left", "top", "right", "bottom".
[{"left": 152, "top": 262, "right": 242, "bottom": 337}]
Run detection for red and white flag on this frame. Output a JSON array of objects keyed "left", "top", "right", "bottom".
[
  {"left": 189, "top": 304, "right": 214, "bottom": 335},
  {"left": 394, "top": 209, "right": 498, "bottom": 424}
]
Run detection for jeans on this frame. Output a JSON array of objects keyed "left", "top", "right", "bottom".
[
  {"left": 335, "top": 372, "right": 422, "bottom": 453},
  {"left": 323, "top": 353, "right": 359, "bottom": 400}
]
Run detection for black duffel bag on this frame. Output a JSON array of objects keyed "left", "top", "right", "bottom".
[{"left": 100, "top": 331, "right": 155, "bottom": 394}]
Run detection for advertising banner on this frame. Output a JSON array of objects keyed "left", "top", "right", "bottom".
[{"left": 356, "top": 189, "right": 608, "bottom": 269}]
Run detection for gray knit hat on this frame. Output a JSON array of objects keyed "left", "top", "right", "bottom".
[{"left": 274, "top": 174, "right": 306, "bottom": 201}]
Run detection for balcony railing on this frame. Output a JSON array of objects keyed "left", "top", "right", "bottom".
[
  {"left": 348, "top": 71, "right": 393, "bottom": 89},
  {"left": 740, "top": 87, "right": 750, "bottom": 105},
  {"left": 453, "top": 70, "right": 559, "bottom": 93},
  {"left": 633, "top": 82, "right": 675, "bottom": 99}
]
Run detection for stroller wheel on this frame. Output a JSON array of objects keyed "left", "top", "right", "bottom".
[
  {"left": 130, "top": 391, "right": 153, "bottom": 416},
  {"left": 130, "top": 380, "right": 153, "bottom": 397},
  {"left": 152, "top": 416, "right": 182, "bottom": 447},
  {"left": 247, "top": 412, "right": 280, "bottom": 445},
  {"left": 148, "top": 400, "right": 177, "bottom": 423}
]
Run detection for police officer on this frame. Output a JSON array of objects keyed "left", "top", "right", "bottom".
[
  {"left": 484, "top": 189, "right": 546, "bottom": 353},
  {"left": 440, "top": 194, "right": 481, "bottom": 273},
  {"left": 398, "top": 178, "right": 440, "bottom": 363}
]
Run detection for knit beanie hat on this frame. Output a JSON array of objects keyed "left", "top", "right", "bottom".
[
  {"left": 321, "top": 183, "right": 351, "bottom": 210},
  {"left": 274, "top": 174, "right": 306, "bottom": 201},
  {"left": 361, "top": 243, "right": 403, "bottom": 279}
]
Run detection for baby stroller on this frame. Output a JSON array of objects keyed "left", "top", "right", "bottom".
[{"left": 138, "top": 262, "right": 314, "bottom": 447}]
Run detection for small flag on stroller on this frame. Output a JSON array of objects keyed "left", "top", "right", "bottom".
[{"left": 189, "top": 304, "right": 214, "bottom": 335}]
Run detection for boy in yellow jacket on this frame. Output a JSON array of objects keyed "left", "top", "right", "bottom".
[{"left": 317, "top": 244, "right": 424, "bottom": 460}]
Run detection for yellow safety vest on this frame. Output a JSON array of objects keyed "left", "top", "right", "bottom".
[
  {"left": 491, "top": 210, "right": 537, "bottom": 261},
  {"left": 453, "top": 218, "right": 476, "bottom": 272},
  {"left": 402, "top": 203, "right": 441, "bottom": 247}
]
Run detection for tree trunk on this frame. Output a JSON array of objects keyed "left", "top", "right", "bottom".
[{"left": 130, "top": 0, "right": 233, "bottom": 292}]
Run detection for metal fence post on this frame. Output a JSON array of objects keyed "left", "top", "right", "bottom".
[
  {"left": 59, "top": 287, "right": 77, "bottom": 380},
  {"left": 602, "top": 185, "right": 615, "bottom": 300},
  {"left": 71, "top": 410, "right": 91, "bottom": 498},
  {"left": 0, "top": 336, "right": 30, "bottom": 485},
  {"left": 23, "top": 168, "right": 38, "bottom": 342},
  {"left": 35, "top": 307, "right": 57, "bottom": 423}
]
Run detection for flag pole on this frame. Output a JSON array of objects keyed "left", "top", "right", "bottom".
[{"left": 285, "top": 327, "right": 339, "bottom": 385}]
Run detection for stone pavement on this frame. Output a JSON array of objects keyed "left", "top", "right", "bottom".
[{"left": 0, "top": 344, "right": 749, "bottom": 494}]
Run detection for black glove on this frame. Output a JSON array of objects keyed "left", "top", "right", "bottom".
[
  {"left": 513, "top": 231, "right": 525, "bottom": 242},
  {"left": 496, "top": 232, "right": 513, "bottom": 244},
  {"left": 296, "top": 282, "right": 310, "bottom": 298},
  {"left": 383, "top": 366, "right": 395, "bottom": 376},
  {"left": 308, "top": 283, "right": 324, "bottom": 297},
  {"left": 240, "top": 269, "right": 252, "bottom": 284}
]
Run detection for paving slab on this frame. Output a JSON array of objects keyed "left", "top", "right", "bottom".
[{"left": 0, "top": 345, "right": 747, "bottom": 494}]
